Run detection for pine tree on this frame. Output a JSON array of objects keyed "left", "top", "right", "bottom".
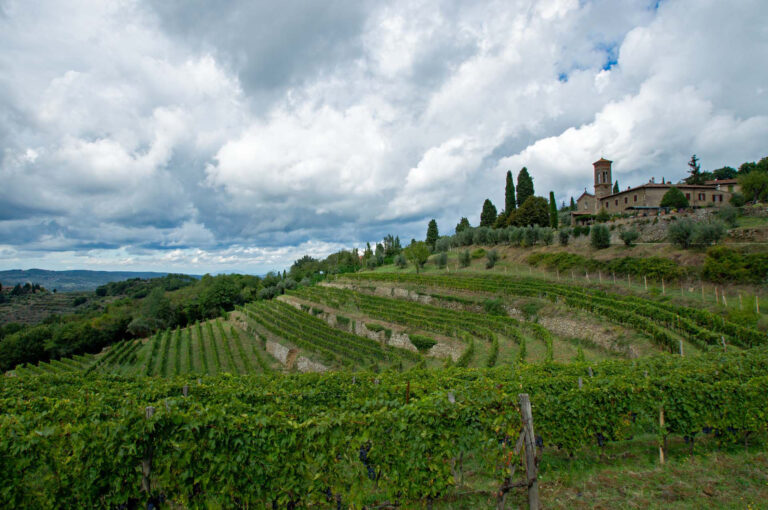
[
  {"left": 687, "top": 154, "right": 703, "bottom": 184},
  {"left": 516, "top": 167, "right": 534, "bottom": 207},
  {"left": 505, "top": 170, "right": 516, "bottom": 212},
  {"left": 425, "top": 219, "right": 439, "bottom": 251},
  {"left": 549, "top": 191, "right": 558, "bottom": 228},
  {"left": 480, "top": 199, "right": 498, "bottom": 227},
  {"left": 613, "top": 181, "right": 619, "bottom": 194}
]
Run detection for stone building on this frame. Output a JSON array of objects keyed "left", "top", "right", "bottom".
[{"left": 572, "top": 158, "right": 731, "bottom": 223}]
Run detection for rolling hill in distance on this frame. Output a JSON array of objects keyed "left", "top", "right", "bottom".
[{"left": 0, "top": 269, "right": 180, "bottom": 292}]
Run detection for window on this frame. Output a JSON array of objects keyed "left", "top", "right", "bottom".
[
  {"left": 685, "top": 193, "right": 691, "bottom": 200},
  {"left": 624, "top": 197, "right": 628, "bottom": 204},
  {"left": 698, "top": 193, "right": 705, "bottom": 201},
  {"left": 615, "top": 199, "right": 618, "bottom": 206},
  {"left": 634, "top": 195, "right": 637, "bottom": 202}
]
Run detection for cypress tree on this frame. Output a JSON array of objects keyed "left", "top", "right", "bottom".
[
  {"left": 505, "top": 170, "right": 516, "bottom": 212},
  {"left": 425, "top": 219, "right": 439, "bottom": 251},
  {"left": 549, "top": 191, "right": 558, "bottom": 228},
  {"left": 480, "top": 199, "right": 498, "bottom": 227},
  {"left": 570, "top": 197, "right": 576, "bottom": 211},
  {"left": 613, "top": 180, "right": 619, "bottom": 194},
  {"left": 516, "top": 167, "right": 534, "bottom": 207}
]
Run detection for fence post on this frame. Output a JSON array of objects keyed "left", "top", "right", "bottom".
[
  {"left": 679, "top": 340, "right": 684, "bottom": 357},
  {"left": 142, "top": 406, "right": 155, "bottom": 493},
  {"left": 721, "top": 336, "right": 727, "bottom": 352},
  {"left": 183, "top": 384, "right": 189, "bottom": 397},
  {"left": 518, "top": 394, "right": 540, "bottom": 510},
  {"left": 662, "top": 278, "right": 665, "bottom": 295},
  {"left": 659, "top": 405, "right": 665, "bottom": 465},
  {"left": 757, "top": 295, "right": 760, "bottom": 314},
  {"left": 578, "top": 377, "right": 583, "bottom": 389}
]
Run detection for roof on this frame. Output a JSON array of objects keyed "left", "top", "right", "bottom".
[
  {"left": 577, "top": 191, "right": 594, "bottom": 200},
  {"left": 600, "top": 182, "right": 720, "bottom": 200},
  {"left": 593, "top": 157, "right": 612, "bottom": 164},
  {"left": 705, "top": 179, "right": 738, "bottom": 185}
]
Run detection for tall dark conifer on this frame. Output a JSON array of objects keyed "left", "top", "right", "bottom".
[
  {"left": 549, "top": 191, "right": 558, "bottom": 228},
  {"left": 516, "top": 167, "right": 534, "bottom": 207},
  {"left": 480, "top": 199, "right": 498, "bottom": 227},
  {"left": 425, "top": 219, "right": 439, "bottom": 251},
  {"left": 505, "top": 170, "right": 516, "bottom": 212}
]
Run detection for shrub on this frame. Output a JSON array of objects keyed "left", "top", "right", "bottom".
[
  {"left": 409, "top": 334, "right": 437, "bottom": 352},
  {"left": 472, "top": 227, "right": 490, "bottom": 245},
  {"left": 520, "top": 301, "right": 542, "bottom": 320},
  {"left": 729, "top": 192, "right": 746, "bottom": 207},
  {"left": 717, "top": 205, "right": 739, "bottom": 227},
  {"left": 660, "top": 186, "right": 690, "bottom": 209},
  {"left": 539, "top": 227, "right": 554, "bottom": 246},
  {"left": 459, "top": 250, "right": 471, "bottom": 267},
  {"left": 619, "top": 229, "right": 639, "bottom": 247},
  {"left": 590, "top": 224, "right": 611, "bottom": 249},
  {"left": 596, "top": 208, "right": 610, "bottom": 222},
  {"left": 509, "top": 227, "right": 524, "bottom": 246},
  {"left": 435, "top": 252, "right": 448, "bottom": 269},
  {"left": 395, "top": 254, "right": 407, "bottom": 268},
  {"left": 485, "top": 250, "right": 499, "bottom": 269},
  {"left": 523, "top": 226, "right": 537, "bottom": 247},
  {"left": 558, "top": 229, "right": 570, "bottom": 246},
  {"left": 336, "top": 316, "right": 351, "bottom": 327},
  {"left": 668, "top": 218, "right": 696, "bottom": 249},
  {"left": 434, "top": 236, "right": 452, "bottom": 253},
  {"left": 702, "top": 246, "right": 768, "bottom": 283},
  {"left": 691, "top": 220, "right": 726, "bottom": 248},
  {"left": 471, "top": 248, "right": 486, "bottom": 259},
  {"left": 483, "top": 298, "right": 506, "bottom": 316}
]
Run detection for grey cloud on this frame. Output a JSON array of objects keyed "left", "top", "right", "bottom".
[{"left": 0, "top": 0, "right": 766, "bottom": 273}]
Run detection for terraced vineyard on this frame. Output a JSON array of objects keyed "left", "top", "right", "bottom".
[
  {"left": 11, "top": 317, "right": 281, "bottom": 378},
  {"left": 240, "top": 300, "right": 422, "bottom": 369},
  {"left": 338, "top": 272, "right": 766, "bottom": 353}
]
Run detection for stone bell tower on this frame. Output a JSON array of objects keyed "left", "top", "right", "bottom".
[{"left": 593, "top": 157, "right": 612, "bottom": 202}]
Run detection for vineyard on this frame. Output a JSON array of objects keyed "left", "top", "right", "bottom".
[
  {"left": 336, "top": 272, "right": 765, "bottom": 353},
  {"left": 3, "top": 270, "right": 768, "bottom": 507},
  {"left": 11, "top": 317, "right": 279, "bottom": 378},
  {"left": 2, "top": 348, "right": 767, "bottom": 507}
]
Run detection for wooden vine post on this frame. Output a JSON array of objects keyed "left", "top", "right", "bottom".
[
  {"left": 142, "top": 406, "right": 155, "bottom": 493},
  {"left": 659, "top": 405, "right": 666, "bottom": 465},
  {"left": 496, "top": 394, "right": 541, "bottom": 510},
  {"left": 519, "top": 394, "right": 540, "bottom": 510}
]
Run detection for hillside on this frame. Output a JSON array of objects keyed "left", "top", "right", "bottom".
[
  {"left": 0, "top": 269, "right": 174, "bottom": 292},
  {"left": 4, "top": 267, "right": 767, "bottom": 508}
]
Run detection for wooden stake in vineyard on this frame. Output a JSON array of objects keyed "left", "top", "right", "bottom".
[
  {"left": 662, "top": 278, "right": 665, "bottom": 295},
  {"left": 659, "top": 406, "right": 666, "bottom": 465},
  {"left": 142, "top": 406, "right": 155, "bottom": 493},
  {"left": 497, "top": 394, "right": 540, "bottom": 510},
  {"left": 644, "top": 275, "right": 647, "bottom": 290}
]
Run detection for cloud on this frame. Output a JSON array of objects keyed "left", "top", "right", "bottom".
[{"left": 0, "top": 0, "right": 766, "bottom": 272}]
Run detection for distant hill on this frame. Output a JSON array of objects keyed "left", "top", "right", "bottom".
[{"left": 0, "top": 269, "right": 174, "bottom": 292}]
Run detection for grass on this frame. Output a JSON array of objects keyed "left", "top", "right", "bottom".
[{"left": 434, "top": 434, "right": 768, "bottom": 509}]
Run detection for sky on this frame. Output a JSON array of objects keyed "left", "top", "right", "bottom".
[{"left": 1, "top": 0, "right": 766, "bottom": 274}]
